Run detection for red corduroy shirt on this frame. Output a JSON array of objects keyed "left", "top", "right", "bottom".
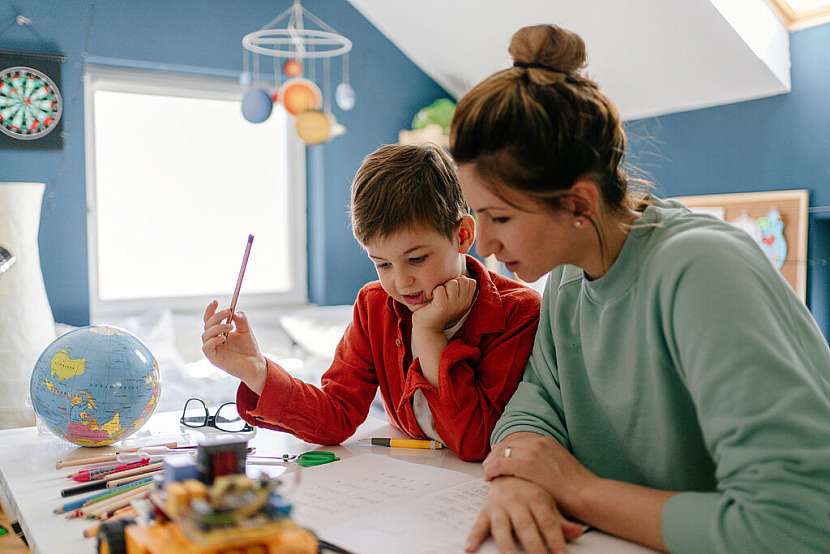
[{"left": 236, "top": 255, "right": 540, "bottom": 462}]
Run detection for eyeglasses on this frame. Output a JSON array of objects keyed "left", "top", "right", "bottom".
[{"left": 180, "top": 398, "right": 253, "bottom": 433}]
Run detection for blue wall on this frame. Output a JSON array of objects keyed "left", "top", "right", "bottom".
[
  {"left": 626, "top": 24, "right": 830, "bottom": 338},
  {"left": 0, "top": 0, "right": 447, "bottom": 324}
]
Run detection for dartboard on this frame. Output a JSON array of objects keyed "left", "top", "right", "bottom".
[{"left": 0, "top": 66, "right": 63, "bottom": 140}]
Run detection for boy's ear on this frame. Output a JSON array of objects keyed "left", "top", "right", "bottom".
[{"left": 457, "top": 214, "right": 476, "bottom": 253}]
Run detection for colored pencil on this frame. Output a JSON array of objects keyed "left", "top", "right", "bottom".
[
  {"left": 106, "top": 469, "right": 162, "bottom": 488},
  {"left": 226, "top": 234, "right": 254, "bottom": 328},
  {"left": 55, "top": 477, "right": 154, "bottom": 514},
  {"left": 82, "top": 508, "right": 137, "bottom": 538}
]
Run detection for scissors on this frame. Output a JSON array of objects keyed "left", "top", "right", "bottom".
[{"left": 281, "top": 451, "right": 339, "bottom": 467}]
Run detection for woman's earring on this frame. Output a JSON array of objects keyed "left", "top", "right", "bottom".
[{"left": 574, "top": 220, "right": 583, "bottom": 228}]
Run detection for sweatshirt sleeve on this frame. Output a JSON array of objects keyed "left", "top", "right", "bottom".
[
  {"left": 236, "top": 289, "right": 379, "bottom": 445},
  {"left": 401, "top": 289, "right": 541, "bottom": 462},
  {"left": 659, "top": 230, "right": 830, "bottom": 554},
  {"left": 490, "top": 273, "right": 573, "bottom": 450}
]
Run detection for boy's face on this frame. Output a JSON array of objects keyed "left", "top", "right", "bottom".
[{"left": 365, "top": 221, "right": 472, "bottom": 311}]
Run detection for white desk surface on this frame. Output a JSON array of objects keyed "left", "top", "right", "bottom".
[{"left": 0, "top": 410, "right": 655, "bottom": 554}]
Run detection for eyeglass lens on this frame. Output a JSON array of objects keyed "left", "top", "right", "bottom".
[
  {"left": 182, "top": 398, "right": 208, "bottom": 427},
  {"left": 214, "top": 403, "right": 247, "bottom": 432}
]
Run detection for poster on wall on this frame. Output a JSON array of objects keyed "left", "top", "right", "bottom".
[
  {"left": 0, "top": 49, "right": 65, "bottom": 150},
  {"left": 674, "top": 190, "right": 809, "bottom": 302}
]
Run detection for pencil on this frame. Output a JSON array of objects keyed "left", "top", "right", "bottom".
[
  {"left": 62, "top": 467, "right": 161, "bottom": 497},
  {"left": 55, "top": 477, "right": 154, "bottom": 514},
  {"left": 83, "top": 488, "right": 150, "bottom": 519},
  {"left": 55, "top": 441, "right": 178, "bottom": 469},
  {"left": 364, "top": 438, "right": 444, "bottom": 450},
  {"left": 102, "top": 461, "right": 163, "bottom": 483},
  {"left": 86, "top": 479, "right": 153, "bottom": 506},
  {"left": 226, "top": 234, "right": 254, "bottom": 327},
  {"left": 68, "top": 483, "right": 152, "bottom": 520},
  {"left": 106, "top": 469, "right": 162, "bottom": 488},
  {"left": 56, "top": 453, "right": 118, "bottom": 470},
  {"left": 82, "top": 508, "right": 137, "bottom": 539}
]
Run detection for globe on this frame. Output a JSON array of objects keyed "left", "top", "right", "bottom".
[{"left": 30, "top": 325, "right": 160, "bottom": 447}]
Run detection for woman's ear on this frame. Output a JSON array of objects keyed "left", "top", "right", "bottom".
[
  {"left": 567, "top": 179, "right": 601, "bottom": 222},
  {"left": 457, "top": 214, "right": 476, "bottom": 253}
]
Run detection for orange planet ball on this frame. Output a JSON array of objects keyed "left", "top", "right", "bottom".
[
  {"left": 283, "top": 59, "right": 302, "bottom": 78},
  {"left": 279, "top": 78, "right": 322, "bottom": 116}
]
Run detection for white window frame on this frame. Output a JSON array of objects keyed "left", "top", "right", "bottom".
[{"left": 84, "top": 65, "right": 307, "bottom": 319}]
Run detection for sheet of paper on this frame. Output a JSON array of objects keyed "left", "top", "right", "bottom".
[
  {"left": 290, "top": 453, "right": 658, "bottom": 554},
  {"left": 290, "top": 453, "right": 473, "bottom": 530},
  {"left": 324, "top": 477, "right": 497, "bottom": 554}
]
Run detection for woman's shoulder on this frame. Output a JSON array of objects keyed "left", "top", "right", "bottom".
[{"left": 638, "top": 198, "right": 770, "bottom": 276}]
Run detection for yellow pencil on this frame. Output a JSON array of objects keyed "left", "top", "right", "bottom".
[{"left": 366, "top": 438, "right": 444, "bottom": 449}]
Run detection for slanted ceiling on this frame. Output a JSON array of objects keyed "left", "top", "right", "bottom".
[{"left": 347, "top": 0, "right": 790, "bottom": 120}]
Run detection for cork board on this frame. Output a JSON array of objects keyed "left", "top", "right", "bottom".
[{"left": 673, "top": 190, "right": 809, "bottom": 301}]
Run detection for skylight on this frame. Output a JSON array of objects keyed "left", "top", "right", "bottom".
[
  {"left": 770, "top": 0, "right": 830, "bottom": 28},
  {"left": 782, "top": 0, "right": 830, "bottom": 13}
]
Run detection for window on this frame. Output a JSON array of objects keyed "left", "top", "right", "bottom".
[
  {"left": 769, "top": 0, "right": 830, "bottom": 28},
  {"left": 85, "top": 66, "right": 306, "bottom": 318}
]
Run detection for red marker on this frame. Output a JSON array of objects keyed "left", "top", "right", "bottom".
[{"left": 71, "top": 458, "right": 150, "bottom": 482}]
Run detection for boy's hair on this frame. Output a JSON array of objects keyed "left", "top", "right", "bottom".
[{"left": 350, "top": 143, "right": 469, "bottom": 245}]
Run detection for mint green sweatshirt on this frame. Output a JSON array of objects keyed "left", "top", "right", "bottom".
[{"left": 492, "top": 198, "right": 830, "bottom": 553}]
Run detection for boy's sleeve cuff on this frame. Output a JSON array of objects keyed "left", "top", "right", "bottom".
[
  {"left": 402, "top": 339, "right": 480, "bottom": 407},
  {"left": 242, "top": 358, "right": 295, "bottom": 424}
]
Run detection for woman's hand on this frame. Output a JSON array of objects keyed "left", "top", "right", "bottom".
[
  {"left": 465, "top": 476, "right": 586, "bottom": 554},
  {"left": 201, "top": 300, "right": 267, "bottom": 392},
  {"left": 483, "top": 433, "right": 598, "bottom": 517}
]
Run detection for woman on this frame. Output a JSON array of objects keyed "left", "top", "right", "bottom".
[{"left": 452, "top": 24, "right": 830, "bottom": 554}]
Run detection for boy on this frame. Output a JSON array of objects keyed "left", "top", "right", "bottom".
[{"left": 201, "top": 144, "right": 540, "bottom": 461}]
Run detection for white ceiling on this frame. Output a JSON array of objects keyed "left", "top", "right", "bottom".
[{"left": 347, "top": 0, "right": 791, "bottom": 120}]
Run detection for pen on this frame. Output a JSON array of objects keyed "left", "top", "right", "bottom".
[
  {"left": 61, "top": 465, "right": 160, "bottom": 497},
  {"left": 55, "top": 441, "right": 178, "bottom": 469},
  {"left": 365, "top": 438, "right": 444, "bottom": 450}
]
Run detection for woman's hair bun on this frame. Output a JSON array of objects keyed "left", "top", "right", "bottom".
[{"left": 508, "top": 25, "right": 586, "bottom": 74}]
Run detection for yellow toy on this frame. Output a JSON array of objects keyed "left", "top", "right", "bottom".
[{"left": 97, "top": 439, "right": 318, "bottom": 554}]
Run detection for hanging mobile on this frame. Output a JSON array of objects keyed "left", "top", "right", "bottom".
[
  {"left": 335, "top": 54, "right": 355, "bottom": 111},
  {"left": 241, "top": 0, "right": 352, "bottom": 144}
]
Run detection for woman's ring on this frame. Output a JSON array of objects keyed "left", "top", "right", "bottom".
[{"left": 504, "top": 446, "right": 513, "bottom": 458}]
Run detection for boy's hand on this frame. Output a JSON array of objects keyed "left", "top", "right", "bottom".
[
  {"left": 412, "top": 276, "right": 477, "bottom": 332},
  {"left": 201, "top": 300, "right": 267, "bottom": 392}
]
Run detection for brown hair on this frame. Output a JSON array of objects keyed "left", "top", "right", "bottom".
[
  {"left": 350, "top": 143, "right": 469, "bottom": 245},
  {"left": 450, "top": 24, "right": 643, "bottom": 220}
]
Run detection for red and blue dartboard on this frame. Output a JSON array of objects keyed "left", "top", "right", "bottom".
[{"left": 0, "top": 65, "right": 63, "bottom": 141}]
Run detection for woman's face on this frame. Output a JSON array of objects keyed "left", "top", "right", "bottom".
[{"left": 457, "top": 164, "right": 582, "bottom": 282}]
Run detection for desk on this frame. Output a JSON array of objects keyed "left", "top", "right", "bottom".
[{"left": 0, "top": 411, "right": 655, "bottom": 553}]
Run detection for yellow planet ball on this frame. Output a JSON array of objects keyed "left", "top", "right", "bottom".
[
  {"left": 279, "top": 78, "right": 321, "bottom": 116},
  {"left": 295, "top": 110, "right": 332, "bottom": 145}
]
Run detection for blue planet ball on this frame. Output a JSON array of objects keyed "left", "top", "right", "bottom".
[{"left": 241, "top": 88, "right": 273, "bottom": 123}]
